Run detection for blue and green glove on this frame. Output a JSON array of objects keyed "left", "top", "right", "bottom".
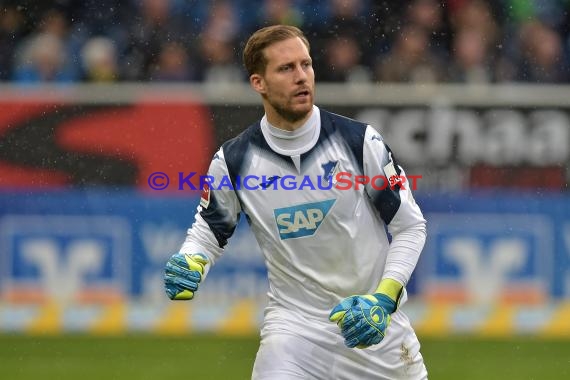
[
  {"left": 329, "top": 279, "right": 402, "bottom": 348},
  {"left": 164, "top": 253, "right": 209, "bottom": 300}
]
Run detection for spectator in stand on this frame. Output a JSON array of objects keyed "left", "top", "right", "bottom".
[
  {"left": 374, "top": 25, "right": 444, "bottom": 83},
  {"left": 0, "top": 5, "right": 26, "bottom": 80},
  {"left": 12, "top": 7, "right": 80, "bottom": 83},
  {"left": 122, "top": 0, "right": 189, "bottom": 81},
  {"left": 201, "top": 0, "right": 241, "bottom": 42},
  {"left": 1, "top": 0, "right": 569, "bottom": 84},
  {"left": 448, "top": 0, "right": 499, "bottom": 46},
  {"left": 406, "top": 0, "right": 451, "bottom": 55},
  {"left": 195, "top": 1, "right": 244, "bottom": 83},
  {"left": 12, "top": 32, "right": 75, "bottom": 83},
  {"left": 447, "top": 27, "right": 494, "bottom": 83},
  {"left": 151, "top": 41, "right": 195, "bottom": 82},
  {"left": 493, "top": 0, "right": 570, "bottom": 83},
  {"left": 258, "top": 0, "right": 303, "bottom": 27},
  {"left": 445, "top": 0, "right": 505, "bottom": 83},
  {"left": 449, "top": 0, "right": 500, "bottom": 37},
  {"left": 308, "top": 0, "right": 373, "bottom": 81},
  {"left": 515, "top": 21, "right": 568, "bottom": 83},
  {"left": 80, "top": 37, "right": 119, "bottom": 82},
  {"left": 318, "top": 32, "right": 372, "bottom": 83},
  {"left": 197, "top": 32, "right": 245, "bottom": 83}
]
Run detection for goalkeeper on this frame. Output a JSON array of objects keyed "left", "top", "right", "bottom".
[{"left": 165, "top": 25, "right": 428, "bottom": 379}]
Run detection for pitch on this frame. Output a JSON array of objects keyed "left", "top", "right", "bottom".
[{"left": 1, "top": 334, "right": 568, "bottom": 379}]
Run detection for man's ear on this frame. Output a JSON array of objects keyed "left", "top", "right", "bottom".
[{"left": 250, "top": 74, "right": 266, "bottom": 94}]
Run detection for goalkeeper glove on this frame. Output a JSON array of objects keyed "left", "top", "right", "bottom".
[
  {"left": 329, "top": 279, "right": 402, "bottom": 348},
  {"left": 164, "top": 253, "right": 209, "bottom": 300}
]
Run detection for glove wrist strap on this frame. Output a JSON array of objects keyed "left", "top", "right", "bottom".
[{"left": 375, "top": 278, "right": 403, "bottom": 302}]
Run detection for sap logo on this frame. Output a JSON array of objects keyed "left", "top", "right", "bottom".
[{"left": 274, "top": 199, "right": 336, "bottom": 239}]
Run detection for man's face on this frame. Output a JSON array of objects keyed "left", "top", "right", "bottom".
[{"left": 251, "top": 37, "right": 315, "bottom": 126}]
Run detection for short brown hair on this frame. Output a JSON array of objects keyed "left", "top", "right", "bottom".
[{"left": 243, "top": 25, "right": 310, "bottom": 76}]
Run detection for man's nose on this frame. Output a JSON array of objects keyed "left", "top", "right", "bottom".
[{"left": 294, "top": 64, "right": 307, "bottom": 83}]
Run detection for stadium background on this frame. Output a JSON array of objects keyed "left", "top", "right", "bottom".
[{"left": 1, "top": 0, "right": 569, "bottom": 379}]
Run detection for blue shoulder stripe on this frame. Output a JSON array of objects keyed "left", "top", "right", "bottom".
[
  {"left": 199, "top": 189, "right": 240, "bottom": 248},
  {"left": 320, "top": 109, "right": 366, "bottom": 174},
  {"left": 370, "top": 144, "right": 402, "bottom": 225},
  {"left": 320, "top": 109, "right": 402, "bottom": 224}
]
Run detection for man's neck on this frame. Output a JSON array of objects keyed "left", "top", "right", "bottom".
[
  {"left": 260, "top": 105, "right": 321, "bottom": 160},
  {"left": 265, "top": 107, "right": 313, "bottom": 131}
]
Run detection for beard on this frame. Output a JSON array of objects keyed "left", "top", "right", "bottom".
[{"left": 266, "top": 95, "right": 313, "bottom": 124}]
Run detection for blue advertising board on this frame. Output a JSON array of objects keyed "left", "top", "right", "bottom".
[
  {"left": 0, "top": 190, "right": 568, "bottom": 335},
  {"left": 0, "top": 190, "right": 266, "bottom": 301},
  {"left": 417, "top": 193, "right": 570, "bottom": 301}
]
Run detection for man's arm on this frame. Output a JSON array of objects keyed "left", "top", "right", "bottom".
[
  {"left": 363, "top": 126, "right": 426, "bottom": 300},
  {"left": 329, "top": 126, "right": 426, "bottom": 347},
  {"left": 165, "top": 147, "right": 242, "bottom": 300}
]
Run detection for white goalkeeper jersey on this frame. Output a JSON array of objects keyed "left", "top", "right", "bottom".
[{"left": 180, "top": 105, "right": 426, "bottom": 321}]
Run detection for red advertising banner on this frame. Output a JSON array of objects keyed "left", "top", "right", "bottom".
[
  {"left": 0, "top": 100, "right": 215, "bottom": 192},
  {"left": 1, "top": 85, "right": 568, "bottom": 192}
]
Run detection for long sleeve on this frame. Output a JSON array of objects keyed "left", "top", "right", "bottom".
[
  {"left": 179, "top": 147, "right": 242, "bottom": 276},
  {"left": 362, "top": 126, "right": 427, "bottom": 286}
]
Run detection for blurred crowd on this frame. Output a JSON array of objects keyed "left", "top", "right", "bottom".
[{"left": 0, "top": 0, "right": 569, "bottom": 84}]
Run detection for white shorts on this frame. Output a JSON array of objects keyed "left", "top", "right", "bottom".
[{"left": 252, "top": 305, "right": 427, "bottom": 380}]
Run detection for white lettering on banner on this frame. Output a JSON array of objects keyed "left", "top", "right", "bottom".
[
  {"left": 444, "top": 238, "right": 527, "bottom": 304},
  {"left": 0, "top": 215, "right": 130, "bottom": 303},
  {"left": 420, "top": 214, "right": 553, "bottom": 304},
  {"left": 356, "top": 107, "right": 570, "bottom": 166},
  {"left": 21, "top": 238, "right": 105, "bottom": 302},
  {"left": 527, "top": 111, "right": 569, "bottom": 165}
]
